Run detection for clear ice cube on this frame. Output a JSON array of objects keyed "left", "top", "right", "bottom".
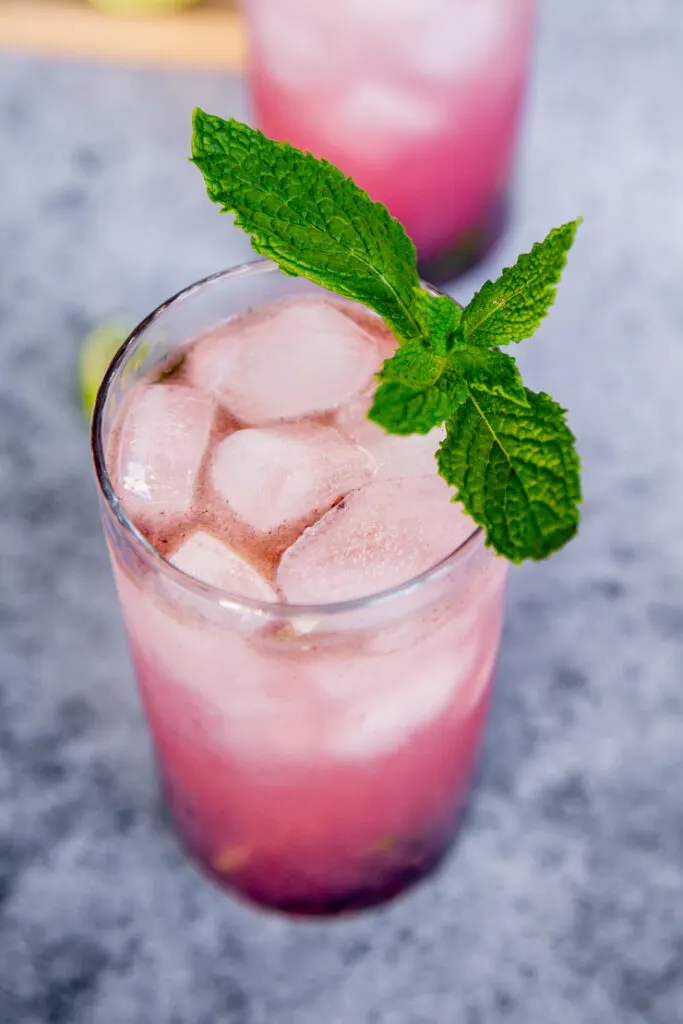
[
  {"left": 211, "top": 424, "right": 372, "bottom": 534},
  {"left": 188, "top": 299, "right": 383, "bottom": 425},
  {"left": 277, "top": 476, "right": 475, "bottom": 603},
  {"left": 170, "top": 530, "right": 277, "bottom": 601},
  {"left": 410, "top": 0, "right": 511, "bottom": 81},
  {"left": 337, "top": 392, "right": 445, "bottom": 479},
  {"left": 254, "top": 6, "right": 338, "bottom": 90},
  {"left": 323, "top": 79, "right": 446, "bottom": 160},
  {"left": 115, "top": 384, "right": 215, "bottom": 527}
]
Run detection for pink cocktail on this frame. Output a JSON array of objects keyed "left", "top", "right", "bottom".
[
  {"left": 245, "top": 0, "right": 537, "bottom": 280},
  {"left": 92, "top": 263, "right": 507, "bottom": 915}
]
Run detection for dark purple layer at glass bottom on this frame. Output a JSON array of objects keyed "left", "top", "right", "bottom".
[
  {"left": 171, "top": 810, "right": 471, "bottom": 919},
  {"left": 417, "top": 192, "right": 510, "bottom": 285},
  {"left": 194, "top": 838, "right": 453, "bottom": 918}
]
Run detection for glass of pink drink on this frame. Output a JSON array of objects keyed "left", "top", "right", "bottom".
[
  {"left": 244, "top": 0, "right": 537, "bottom": 281},
  {"left": 92, "top": 261, "right": 508, "bottom": 916}
]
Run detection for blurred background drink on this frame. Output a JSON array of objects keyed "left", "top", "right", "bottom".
[{"left": 244, "top": 0, "right": 538, "bottom": 281}]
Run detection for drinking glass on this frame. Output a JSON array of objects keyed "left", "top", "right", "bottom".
[{"left": 91, "top": 262, "right": 508, "bottom": 915}]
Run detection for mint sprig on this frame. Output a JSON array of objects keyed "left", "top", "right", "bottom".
[
  {"left": 191, "top": 109, "right": 422, "bottom": 344},
  {"left": 192, "top": 109, "right": 582, "bottom": 564}
]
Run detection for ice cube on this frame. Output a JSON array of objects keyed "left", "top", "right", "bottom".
[
  {"left": 277, "top": 476, "right": 475, "bottom": 603},
  {"left": 337, "top": 392, "right": 445, "bottom": 479},
  {"left": 116, "top": 562, "right": 333, "bottom": 760},
  {"left": 115, "top": 384, "right": 215, "bottom": 527},
  {"left": 254, "top": 6, "right": 338, "bottom": 90},
  {"left": 336, "top": 392, "right": 386, "bottom": 447},
  {"left": 328, "top": 79, "right": 446, "bottom": 158},
  {"left": 370, "top": 430, "right": 446, "bottom": 479},
  {"left": 328, "top": 646, "right": 461, "bottom": 759},
  {"left": 410, "top": 0, "right": 511, "bottom": 81},
  {"left": 330, "top": 633, "right": 497, "bottom": 760},
  {"left": 211, "top": 424, "right": 372, "bottom": 534},
  {"left": 345, "top": 0, "right": 435, "bottom": 21},
  {"left": 115, "top": 565, "right": 283, "bottom": 722},
  {"left": 300, "top": 605, "right": 489, "bottom": 760},
  {"left": 170, "top": 530, "right": 277, "bottom": 602},
  {"left": 340, "top": 0, "right": 448, "bottom": 38},
  {"left": 188, "top": 299, "right": 383, "bottom": 425}
]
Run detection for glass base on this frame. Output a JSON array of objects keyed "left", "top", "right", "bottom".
[
  {"left": 417, "top": 193, "right": 510, "bottom": 286},
  {"left": 202, "top": 828, "right": 458, "bottom": 918},
  {"left": 166, "top": 783, "right": 474, "bottom": 918}
]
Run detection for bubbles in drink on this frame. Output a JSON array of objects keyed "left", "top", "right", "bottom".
[
  {"left": 210, "top": 423, "right": 373, "bottom": 534},
  {"left": 115, "top": 383, "right": 215, "bottom": 528}
]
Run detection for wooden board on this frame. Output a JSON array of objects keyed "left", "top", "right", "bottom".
[{"left": 0, "top": 0, "right": 246, "bottom": 71}]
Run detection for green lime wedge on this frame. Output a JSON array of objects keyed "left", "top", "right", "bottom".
[{"left": 78, "top": 320, "right": 128, "bottom": 421}]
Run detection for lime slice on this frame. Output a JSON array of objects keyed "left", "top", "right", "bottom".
[{"left": 78, "top": 320, "right": 128, "bottom": 421}]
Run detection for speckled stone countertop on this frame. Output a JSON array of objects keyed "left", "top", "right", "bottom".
[{"left": 1, "top": 1, "right": 683, "bottom": 1021}]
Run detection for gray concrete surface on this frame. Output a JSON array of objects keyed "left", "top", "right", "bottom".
[{"left": 2, "top": 0, "right": 683, "bottom": 1020}]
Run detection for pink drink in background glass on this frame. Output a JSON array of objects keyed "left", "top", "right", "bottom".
[
  {"left": 245, "top": 0, "right": 537, "bottom": 280},
  {"left": 92, "top": 263, "right": 508, "bottom": 916}
]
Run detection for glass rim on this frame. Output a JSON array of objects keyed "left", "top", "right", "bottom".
[{"left": 91, "top": 259, "right": 484, "bottom": 619}]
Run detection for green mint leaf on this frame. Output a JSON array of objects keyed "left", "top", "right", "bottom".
[
  {"left": 462, "top": 220, "right": 581, "bottom": 348},
  {"left": 370, "top": 291, "right": 462, "bottom": 430},
  {"left": 449, "top": 348, "right": 528, "bottom": 407},
  {"left": 373, "top": 341, "right": 526, "bottom": 435},
  {"left": 372, "top": 329, "right": 526, "bottom": 437},
  {"left": 377, "top": 340, "right": 446, "bottom": 389},
  {"left": 191, "top": 109, "right": 422, "bottom": 343},
  {"left": 369, "top": 365, "right": 468, "bottom": 435},
  {"left": 437, "top": 388, "right": 581, "bottom": 563},
  {"left": 413, "top": 289, "right": 462, "bottom": 355}
]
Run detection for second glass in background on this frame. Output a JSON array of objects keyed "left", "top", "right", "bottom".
[{"left": 244, "top": 0, "right": 537, "bottom": 281}]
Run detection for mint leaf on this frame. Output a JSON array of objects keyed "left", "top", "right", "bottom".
[
  {"left": 449, "top": 348, "right": 528, "bottom": 406},
  {"left": 437, "top": 388, "right": 581, "bottom": 563},
  {"left": 368, "top": 291, "right": 464, "bottom": 431},
  {"left": 371, "top": 342, "right": 526, "bottom": 436},
  {"left": 462, "top": 220, "right": 581, "bottom": 348},
  {"left": 413, "top": 289, "right": 462, "bottom": 355},
  {"left": 377, "top": 340, "right": 446, "bottom": 389},
  {"left": 191, "top": 109, "right": 422, "bottom": 343},
  {"left": 369, "top": 371, "right": 467, "bottom": 435}
]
